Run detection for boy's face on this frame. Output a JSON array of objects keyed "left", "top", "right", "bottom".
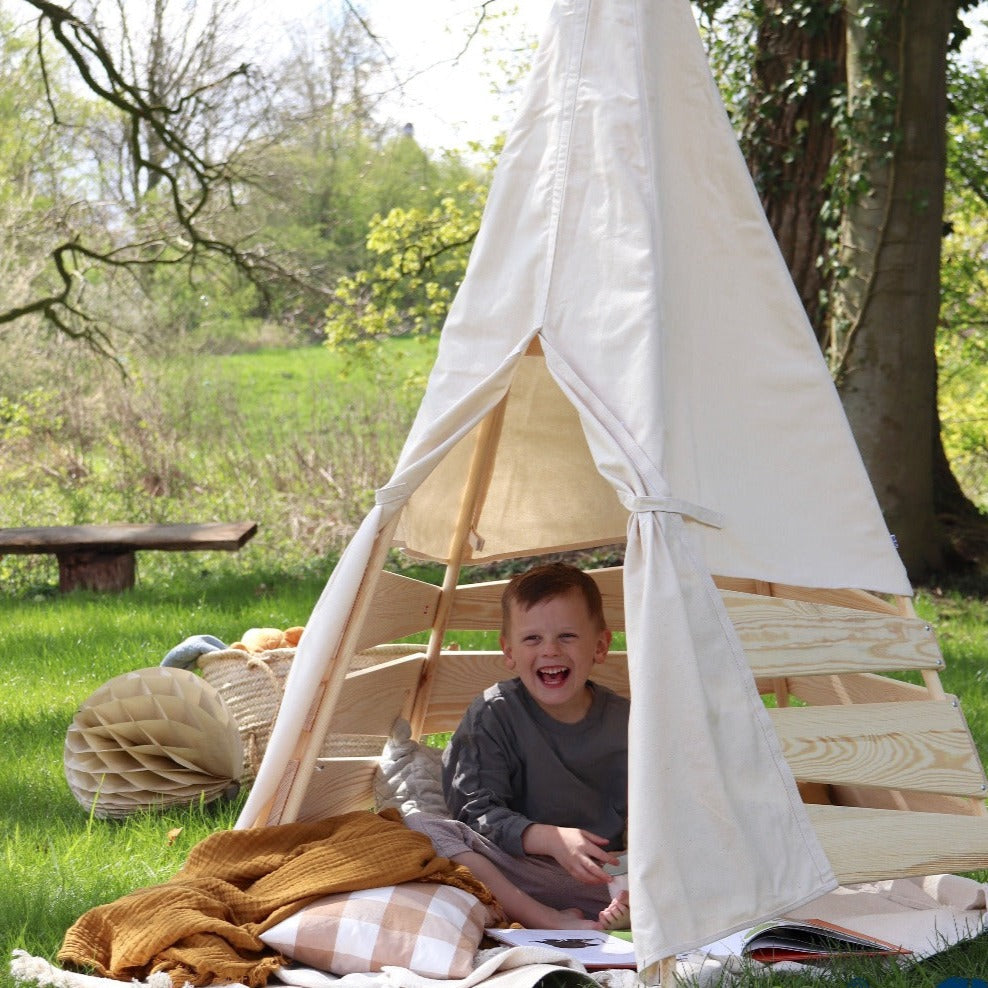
[{"left": 500, "top": 588, "right": 612, "bottom": 723}]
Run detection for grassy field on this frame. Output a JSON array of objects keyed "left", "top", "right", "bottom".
[
  {"left": 3, "top": 575, "right": 988, "bottom": 987},
  {"left": 2, "top": 339, "right": 988, "bottom": 987},
  {"left": 0, "top": 339, "right": 436, "bottom": 590}
]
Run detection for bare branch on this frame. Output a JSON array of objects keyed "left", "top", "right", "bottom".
[{"left": 2, "top": 0, "right": 315, "bottom": 346}]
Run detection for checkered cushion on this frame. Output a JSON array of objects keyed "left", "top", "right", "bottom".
[{"left": 259, "top": 882, "right": 488, "bottom": 977}]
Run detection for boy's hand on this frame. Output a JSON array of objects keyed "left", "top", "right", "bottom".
[{"left": 522, "top": 824, "right": 619, "bottom": 884}]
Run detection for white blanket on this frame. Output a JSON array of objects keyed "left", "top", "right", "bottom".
[
  {"left": 11, "top": 945, "right": 710, "bottom": 988},
  {"left": 12, "top": 876, "right": 987, "bottom": 988}
]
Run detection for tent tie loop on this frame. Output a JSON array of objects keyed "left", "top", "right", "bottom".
[
  {"left": 618, "top": 493, "right": 724, "bottom": 529},
  {"left": 375, "top": 484, "right": 408, "bottom": 505}
]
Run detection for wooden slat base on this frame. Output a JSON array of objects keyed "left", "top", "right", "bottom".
[{"left": 808, "top": 803, "right": 988, "bottom": 881}]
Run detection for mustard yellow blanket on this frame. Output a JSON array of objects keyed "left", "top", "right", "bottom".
[{"left": 58, "top": 810, "right": 498, "bottom": 988}]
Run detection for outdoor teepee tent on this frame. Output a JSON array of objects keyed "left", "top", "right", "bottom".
[{"left": 237, "top": 0, "right": 988, "bottom": 978}]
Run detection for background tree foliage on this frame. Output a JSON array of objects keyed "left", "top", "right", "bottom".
[
  {"left": 939, "top": 55, "right": 988, "bottom": 522},
  {"left": 701, "top": 0, "right": 987, "bottom": 577},
  {"left": 0, "top": 0, "right": 985, "bottom": 580},
  {"left": 0, "top": 0, "right": 488, "bottom": 350}
]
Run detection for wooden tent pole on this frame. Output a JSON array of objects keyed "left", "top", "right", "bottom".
[
  {"left": 895, "top": 594, "right": 949, "bottom": 701},
  {"left": 658, "top": 956, "right": 677, "bottom": 986},
  {"left": 408, "top": 398, "right": 508, "bottom": 737},
  {"left": 250, "top": 512, "right": 401, "bottom": 827}
]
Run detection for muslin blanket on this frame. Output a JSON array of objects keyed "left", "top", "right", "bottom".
[{"left": 58, "top": 810, "right": 499, "bottom": 988}]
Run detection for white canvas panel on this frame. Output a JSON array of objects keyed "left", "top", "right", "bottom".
[
  {"left": 544, "top": 341, "right": 837, "bottom": 967},
  {"left": 397, "top": 357, "right": 626, "bottom": 561},
  {"left": 392, "top": 0, "right": 909, "bottom": 595}
]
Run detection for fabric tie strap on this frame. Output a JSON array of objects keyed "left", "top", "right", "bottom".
[
  {"left": 375, "top": 484, "right": 408, "bottom": 505},
  {"left": 618, "top": 493, "right": 724, "bottom": 529}
]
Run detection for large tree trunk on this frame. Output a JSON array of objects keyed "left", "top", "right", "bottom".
[
  {"left": 746, "top": 2, "right": 845, "bottom": 342},
  {"left": 748, "top": 0, "right": 987, "bottom": 579},
  {"left": 828, "top": 0, "right": 953, "bottom": 580}
]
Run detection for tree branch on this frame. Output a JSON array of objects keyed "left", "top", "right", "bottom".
[{"left": 3, "top": 0, "right": 315, "bottom": 348}]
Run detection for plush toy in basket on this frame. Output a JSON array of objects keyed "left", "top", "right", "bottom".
[{"left": 230, "top": 626, "right": 305, "bottom": 652}]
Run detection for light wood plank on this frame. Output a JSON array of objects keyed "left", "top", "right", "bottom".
[
  {"left": 591, "top": 567, "right": 626, "bottom": 630},
  {"left": 763, "top": 584, "right": 902, "bottom": 615},
  {"left": 356, "top": 571, "right": 441, "bottom": 650},
  {"left": 787, "top": 672, "right": 931, "bottom": 707},
  {"left": 770, "top": 701, "right": 988, "bottom": 797},
  {"left": 723, "top": 591, "right": 943, "bottom": 675},
  {"left": 418, "top": 652, "right": 506, "bottom": 735},
  {"left": 783, "top": 673, "right": 985, "bottom": 816},
  {"left": 445, "top": 566, "right": 626, "bottom": 633},
  {"left": 331, "top": 656, "right": 426, "bottom": 737},
  {"left": 294, "top": 757, "right": 379, "bottom": 822},
  {"left": 827, "top": 785, "right": 987, "bottom": 816},
  {"left": 808, "top": 804, "right": 988, "bottom": 882},
  {"left": 444, "top": 580, "right": 507, "bottom": 630}
]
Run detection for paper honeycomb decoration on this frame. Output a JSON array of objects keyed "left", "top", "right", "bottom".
[{"left": 64, "top": 666, "right": 244, "bottom": 818}]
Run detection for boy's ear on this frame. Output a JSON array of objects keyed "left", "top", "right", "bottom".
[
  {"left": 500, "top": 633, "right": 516, "bottom": 669},
  {"left": 593, "top": 628, "right": 613, "bottom": 664}
]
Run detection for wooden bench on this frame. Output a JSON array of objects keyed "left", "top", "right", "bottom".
[{"left": 0, "top": 522, "right": 258, "bottom": 592}]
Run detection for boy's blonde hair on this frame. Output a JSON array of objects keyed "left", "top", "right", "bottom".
[{"left": 501, "top": 562, "right": 606, "bottom": 634}]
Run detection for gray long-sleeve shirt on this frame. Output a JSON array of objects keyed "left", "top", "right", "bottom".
[{"left": 441, "top": 677, "right": 629, "bottom": 857}]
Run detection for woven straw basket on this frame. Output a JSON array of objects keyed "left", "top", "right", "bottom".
[{"left": 198, "top": 643, "right": 423, "bottom": 780}]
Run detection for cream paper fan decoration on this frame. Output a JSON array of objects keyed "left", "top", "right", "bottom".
[{"left": 64, "top": 666, "right": 244, "bottom": 818}]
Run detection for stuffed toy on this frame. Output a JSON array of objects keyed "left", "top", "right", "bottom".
[{"left": 231, "top": 626, "right": 304, "bottom": 652}]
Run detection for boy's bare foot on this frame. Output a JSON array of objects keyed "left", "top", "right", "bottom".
[
  {"left": 452, "top": 850, "right": 604, "bottom": 930},
  {"left": 598, "top": 890, "right": 631, "bottom": 930},
  {"left": 540, "top": 906, "right": 603, "bottom": 930}
]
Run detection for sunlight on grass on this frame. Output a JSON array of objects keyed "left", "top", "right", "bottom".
[
  {"left": 3, "top": 574, "right": 988, "bottom": 987},
  {"left": 2, "top": 344, "right": 988, "bottom": 988}
]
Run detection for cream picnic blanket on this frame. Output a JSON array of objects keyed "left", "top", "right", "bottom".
[{"left": 11, "top": 945, "right": 706, "bottom": 988}]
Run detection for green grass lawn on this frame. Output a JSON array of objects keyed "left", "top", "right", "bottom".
[
  {"left": 2, "top": 574, "right": 988, "bottom": 988},
  {"left": 2, "top": 341, "right": 988, "bottom": 986},
  {"left": 0, "top": 340, "right": 435, "bottom": 591}
]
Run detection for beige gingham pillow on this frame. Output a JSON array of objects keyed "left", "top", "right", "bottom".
[{"left": 259, "top": 882, "right": 488, "bottom": 977}]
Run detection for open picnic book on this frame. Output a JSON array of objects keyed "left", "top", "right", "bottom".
[
  {"left": 485, "top": 928, "right": 637, "bottom": 969},
  {"left": 737, "top": 918, "right": 913, "bottom": 964}
]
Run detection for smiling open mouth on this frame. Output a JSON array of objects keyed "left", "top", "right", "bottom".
[{"left": 537, "top": 666, "right": 570, "bottom": 686}]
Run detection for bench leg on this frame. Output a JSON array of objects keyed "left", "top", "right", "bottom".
[{"left": 57, "top": 549, "right": 136, "bottom": 592}]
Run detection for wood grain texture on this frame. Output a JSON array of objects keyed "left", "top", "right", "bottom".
[
  {"left": 0, "top": 521, "right": 257, "bottom": 551},
  {"left": 723, "top": 591, "right": 943, "bottom": 674},
  {"left": 293, "top": 757, "right": 379, "bottom": 821},
  {"left": 330, "top": 656, "right": 427, "bottom": 737},
  {"left": 770, "top": 700, "right": 988, "bottom": 796},
  {"left": 808, "top": 804, "right": 988, "bottom": 882},
  {"left": 787, "top": 671, "right": 931, "bottom": 707},
  {"left": 357, "top": 571, "right": 441, "bottom": 649}
]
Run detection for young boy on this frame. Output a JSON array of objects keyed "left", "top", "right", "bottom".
[{"left": 408, "top": 563, "right": 630, "bottom": 929}]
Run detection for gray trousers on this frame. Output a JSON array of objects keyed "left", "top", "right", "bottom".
[{"left": 405, "top": 814, "right": 613, "bottom": 918}]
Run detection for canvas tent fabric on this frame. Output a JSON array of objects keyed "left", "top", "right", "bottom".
[{"left": 238, "top": 0, "right": 914, "bottom": 974}]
